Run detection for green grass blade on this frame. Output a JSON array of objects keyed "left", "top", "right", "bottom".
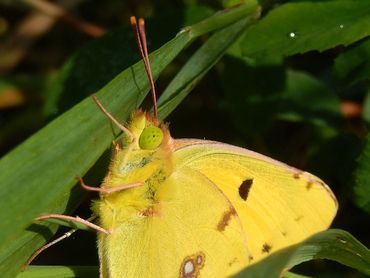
[
  {"left": 234, "top": 229, "right": 370, "bottom": 277},
  {"left": 158, "top": 7, "right": 260, "bottom": 119},
  {"left": 189, "top": 0, "right": 259, "bottom": 37},
  {"left": 17, "top": 266, "right": 98, "bottom": 278},
  {"left": 286, "top": 229, "right": 370, "bottom": 274}
]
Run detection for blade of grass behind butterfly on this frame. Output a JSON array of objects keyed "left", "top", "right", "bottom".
[
  {"left": 0, "top": 30, "right": 193, "bottom": 278},
  {"left": 286, "top": 229, "right": 370, "bottom": 275},
  {"left": 233, "top": 229, "right": 370, "bottom": 277},
  {"left": 157, "top": 8, "right": 261, "bottom": 119},
  {"left": 16, "top": 266, "right": 98, "bottom": 278},
  {"left": 0, "top": 3, "right": 262, "bottom": 277}
]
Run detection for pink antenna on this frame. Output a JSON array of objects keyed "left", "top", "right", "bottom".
[
  {"left": 130, "top": 16, "right": 158, "bottom": 119},
  {"left": 92, "top": 95, "right": 134, "bottom": 140}
]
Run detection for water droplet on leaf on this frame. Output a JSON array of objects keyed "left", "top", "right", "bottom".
[{"left": 289, "top": 32, "right": 297, "bottom": 39}]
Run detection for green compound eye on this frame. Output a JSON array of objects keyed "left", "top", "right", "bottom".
[{"left": 139, "top": 126, "right": 164, "bottom": 150}]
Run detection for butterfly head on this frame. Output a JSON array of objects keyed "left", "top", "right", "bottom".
[
  {"left": 107, "top": 110, "right": 173, "bottom": 189},
  {"left": 128, "top": 110, "right": 172, "bottom": 152}
]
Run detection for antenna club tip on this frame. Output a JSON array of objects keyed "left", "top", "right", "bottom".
[
  {"left": 138, "top": 18, "right": 145, "bottom": 26},
  {"left": 130, "top": 16, "right": 137, "bottom": 25}
]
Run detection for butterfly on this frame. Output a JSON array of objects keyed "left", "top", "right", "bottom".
[{"left": 31, "top": 16, "right": 337, "bottom": 278}]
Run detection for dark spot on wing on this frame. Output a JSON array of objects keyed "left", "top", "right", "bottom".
[
  {"left": 306, "top": 181, "right": 313, "bottom": 190},
  {"left": 293, "top": 173, "right": 300, "bottom": 179},
  {"left": 262, "top": 243, "right": 272, "bottom": 253},
  {"left": 248, "top": 255, "right": 254, "bottom": 261},
  {"left": 282, "top": 231, "right": 287, "bottom": 237},
  {"left": 228, "top": 257, "right": 238, "bottom": 267},
  {"left": 239, "top": 179, "right": 253, "bottom": 201},
  {"left": 294, "top": 215, "right": 303, "bottom": 222},
  {"left": 217, "top": 207, "right": 237, "bottom": 231}
]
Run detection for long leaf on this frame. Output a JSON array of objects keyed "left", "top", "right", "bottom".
[
  {"left": 158, "top": 7, "right": 260, "bottom": 119},
  {"left": 234, "top": 229, "right": 370, "bottom": 277},
  {"left": 17, "top": 266, "right": 98, "bottom": 278}
]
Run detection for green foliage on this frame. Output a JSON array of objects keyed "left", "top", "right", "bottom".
[
  {"left": 241, "top": 1, "right": 370, "bottom": 64},
  {"left": 1, "top": 0, "right": 369, "bottom": 277},
  {"left": 334, "top": 38, "right": 370, "bottom": 86}
]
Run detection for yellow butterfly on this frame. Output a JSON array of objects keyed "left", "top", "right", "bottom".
[{"left": 32, "top": 16, "right": 337, "bottom": 277}]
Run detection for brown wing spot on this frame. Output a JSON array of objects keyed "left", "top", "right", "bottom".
[
  {"left": 180, "top": 252, "right": 205, "bottom": 278},
  {"left": 293, "top": 173, "right": 301, "bottom": 179},
  {"left": 228, "top": 257, "right": 238, "bottom": 267},
  {"left": 248, "top": 255, "right": 254, "bottom": 261},
  {"left": 282, "top": 231, "right": 287, "bottom": 237},
  {"left": 239, "top": 179, "right": 253, "bottom": 201},
  {"left": 306, "top": 181, "right": 313, "bottom": 190},
  {"left": 217, "top": 207, "right": 237, "bottom": 232},
  {"left": 294, "top": 215, "right": 303, "bottom": 222},
  {"left": 262, "top": 243, "right": 272, "bottom": 253}
]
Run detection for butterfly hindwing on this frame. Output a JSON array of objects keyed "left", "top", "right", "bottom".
[
  {"left": 173, "top": 139, "right": 338, "bottom": 264},
  {"left": 98, "top": 163, "right": 250, "bottom": 277}
]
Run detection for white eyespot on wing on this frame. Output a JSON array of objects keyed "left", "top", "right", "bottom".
[
  {"left": 184, "top": 261, "right": 194, "bottom": 275},
  {"left": 180, "top": 252, "right": 205, "bottom": 278}
]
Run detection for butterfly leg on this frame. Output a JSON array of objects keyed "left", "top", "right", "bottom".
[
  {"left": 24, "top": 215, "right": 105, "bottom": 270},
  {"left": 35, "top": 214, "right": 110, "bottom": 234},
  {"left": 22, "top": 227, "right": 78, "bottom": 270},
  {"left": 112, "top": 140, "right": 121, "bottom": 153},
  {"left": 77, "top": 176, "right": 144, "bottom": 195}
]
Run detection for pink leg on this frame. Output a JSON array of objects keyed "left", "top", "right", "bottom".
[
  {"left": 77, "top": 176, "right": 144, "bottom": 195},
  {"left": 23, "top": 215, "right": 98, "bottom": 270},
  {"left": 35, "top": 214, "right": 110, "bottom": 235},
  {"left": 22, "top": 228, "right": 78, "bottom": 270},
  {"left": 112, "top": 140, "right": 121, "bottom": 153}
]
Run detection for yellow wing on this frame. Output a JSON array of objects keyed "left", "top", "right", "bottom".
[
  {"left": 173, "top": 139, "right": 338, "bottom": 264},
  {"left": 98, "top": 166, "right": 250, "bottom": 277}
]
